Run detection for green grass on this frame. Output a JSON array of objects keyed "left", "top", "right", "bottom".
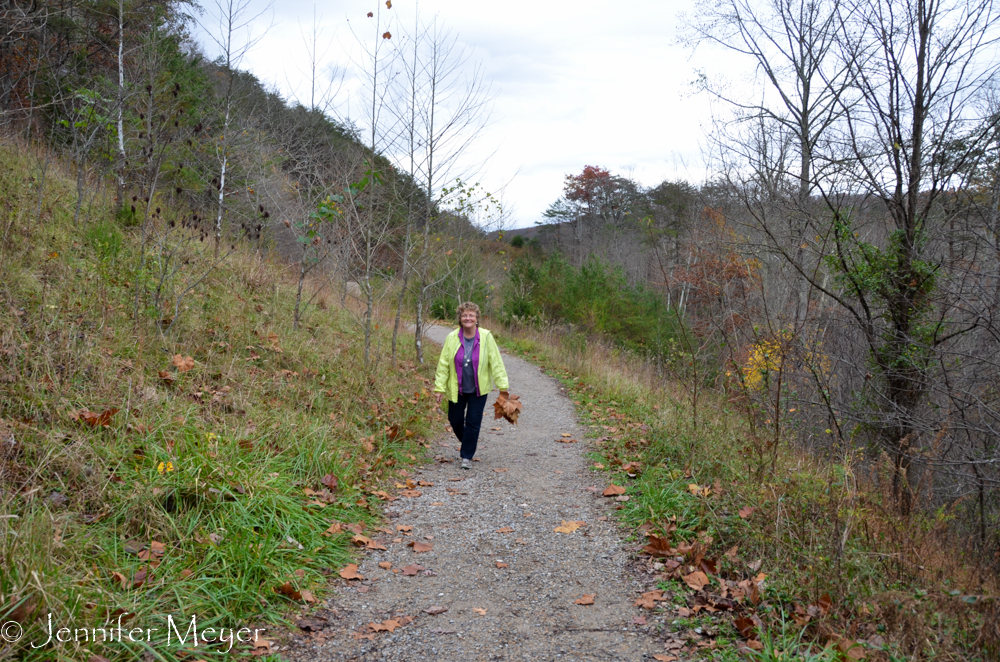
[{"left": 0, "top": 144, "right": 440, "bottom": 661}]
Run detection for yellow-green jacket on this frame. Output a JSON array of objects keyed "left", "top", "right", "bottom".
[{"left": 434, "top": 327, "right": 509, "bottom": 404}]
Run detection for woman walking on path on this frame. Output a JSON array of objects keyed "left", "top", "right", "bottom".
[{"left": 433, "top": 302, "right": 510, "bottom": 470}]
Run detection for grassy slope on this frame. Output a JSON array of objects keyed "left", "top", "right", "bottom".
[
  {"left": 495, "top": 325, "right": 996, "bottom": 662},
  {"left": 0, "top": 145, "right": 441, "bottom": 661}
]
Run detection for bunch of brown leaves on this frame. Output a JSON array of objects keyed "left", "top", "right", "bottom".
[{"left": 493, "top": 391, "right": 523, "bottom": 425}]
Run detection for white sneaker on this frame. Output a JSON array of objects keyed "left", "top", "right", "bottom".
[{"left": 461, "top": 458, "right": 472, "bottom": 470}]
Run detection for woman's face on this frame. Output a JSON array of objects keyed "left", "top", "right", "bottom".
[{"left": 460, "top": 310, "right": 478, "bottom": 331}]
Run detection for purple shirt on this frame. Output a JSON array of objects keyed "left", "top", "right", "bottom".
[{"left": 455, "top": 329, "right": 481, "bottom": 396}]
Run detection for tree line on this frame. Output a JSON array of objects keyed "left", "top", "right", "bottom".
[{"left": 502, "top": 0, "right": 1000, "bottom": 565}]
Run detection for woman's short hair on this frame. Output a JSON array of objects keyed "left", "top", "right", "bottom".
[{"left": 456, "top": 301, "right": 481, "bottom": 325}]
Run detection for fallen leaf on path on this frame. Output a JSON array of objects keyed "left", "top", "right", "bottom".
[
  {"left": 401, "top": 564, "right": 424, "bottom": 576},
  {"left": 574, "top": 594, "right": 595, "bottom": 605},
  {"left": 351, "top": 631, "right": 376, "bottom": 640},
  {"left": 554, "top": 520, "right": 585, "bottom": 534},
  {"left": 400, "top": 490, "right": 422, "bottom": 498},
  {"left": 473, "top": 607, "right": 487, "bottom": 615},
  {"left": 633, "top": 616, "right": 647, "bottom": 625},
  {"left": 555, "top": 437, "right": 579, "bottom": 443},
  {"left": 493, "top": 468, "right": 508, "bottom": 473},
  {"left": 408, "top": 541, "right": 433, "bottom": 552},
  {"left": 592, "top": 463, "right": 605, "bottom": 469},
  {"left": 369, "top": 619, "right": 401, "bottom": 633},
  {"left": 418, "top": 480, "right": 434, "bottom": 486},
  {"left": 252, "top": 632, "right": 272, "bottom": 654},
  {"left": 738, "top": 506, "right": 755, "bottom": 519},
  {"left": 561, "top": 433, "right": 572, "bottom": 437},
  {"left": 424, "top": 605, "right": 448, "bottom": 615},
  {"left": 296, "top": 617, "right": 327, "bottom": 632},
  {"left": 378, "top": 561, "right": 392, "bottom": 569},
  {"left": 495, "top": 561, "right": 508, "bottom": 568},
  {"left": 603, "top": 484, "right": 626, "bottom": 496},
  {"left": 339, "top": 564, "right": 364, "bottom": 580},
  {"left": 351, "top": 535, "right": 371, "bottom": 547},
  {"left": 653, "top": 656, "right": 678, "bottom": 662},
  {"left": 495, "top": 527, "right": 514, "bottom": 533},
  {"left": 301, "top": 590, "right": 316, "bottom": 603},
  {"left": 635, "top": 589, "right": 668, "bottom": 609}
]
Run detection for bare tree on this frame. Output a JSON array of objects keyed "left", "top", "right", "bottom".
[
  {"left": 197, "top": 0, "right": 270, "bottom": 257},
  {"left": 403, "top": 16, "right": 494, "bottom": 363}
]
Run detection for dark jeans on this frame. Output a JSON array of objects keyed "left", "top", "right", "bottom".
[{"left": 448, "top": 392, "right": 488, "bottom": 460}]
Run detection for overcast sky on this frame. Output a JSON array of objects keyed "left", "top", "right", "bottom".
[{"left": 193, "top": 0, "right": 733, "bottom": 229}]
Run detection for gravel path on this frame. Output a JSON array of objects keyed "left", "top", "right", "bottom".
[{"left": 282, "top": 325, "right": 665, "bottom": 661}]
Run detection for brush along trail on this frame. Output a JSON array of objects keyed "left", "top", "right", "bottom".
[{"left": 281, "top": 325, "right": 669, "bottom": 661}]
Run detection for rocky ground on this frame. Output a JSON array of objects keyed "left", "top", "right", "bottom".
[{"left": 279, "top": 325, "right": 677, "bottom": 661}]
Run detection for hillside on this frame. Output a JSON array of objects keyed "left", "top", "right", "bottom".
[{"left": 0, "top": 143, "right": 439, "bottom": 661}]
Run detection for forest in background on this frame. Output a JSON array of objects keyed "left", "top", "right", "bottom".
[{"left": 492, "top": 0, "right": 1000, "bottom": 573}]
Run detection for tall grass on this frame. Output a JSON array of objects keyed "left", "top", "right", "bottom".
[{"left": 0, "top": 142, "right": 440, "bottom": 661}]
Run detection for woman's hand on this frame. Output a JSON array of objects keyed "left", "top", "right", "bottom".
[{"left": 434, "top": 392, "right": 443, "bottom": 406}]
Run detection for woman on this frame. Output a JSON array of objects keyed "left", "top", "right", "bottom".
[{"left": 433, "top": 302, "right": 510, "bottom": 470}]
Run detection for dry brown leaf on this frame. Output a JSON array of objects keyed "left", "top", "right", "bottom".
[
  {"left": 339, "top": 564, "right": 364, "bottom": 580},
  {"left": 635, "top": 589, "right": 667, "bottom": 609},
  {"left": 493, "top": 468, "right": 509, "bottom": 473},
  {"left": 554, "top": 520, "right": 585, "bottom": 534},
  {"left": 400, "top": 489, "right": 422, "bottom": 498},
  {"left": 738, "top": 506, "right": 755, "bottom": 519},
  {"left": 172, "top": 354, "right": 195, "bottom": 372},
  {"left": 408, "top": 541, "right": 433, "bottom": 553},
  {"left": 493, "top": 391, "right": 524, "bottom": 425},
  {"left": 603, "top": 484, "right": 626, "bottom": 496},
  {"left": 401, "top": 564, "right": 424, "bottom": 576},
  {"left": 424, "top": 605, "right": 448, "bottom": 615},
  {"left": 276, "top": 581, "right": 302, "bottom": 601},
  {"left": 495, "top": 527, "right": 514, "bottom": 533},
  {"left": 573, "top": 594, "right": 595, "bottom": 605},
  {"left": 472, "top": 607, "right": 487, "bottom": 615},
  {"left": 683, "top": 571, "right": 710, "bottom": 591},
  {"left": 369, "top": 619, "right": 401, "bottom": 633},
  {"left": 642, "top": 534, "right": 674, "bottom": 557},
  {"left": 322, "top": 522, "right": 343, "bottom": 537},
  {"left": 495, "top": 561, "right": 508, "bottom": 568}
]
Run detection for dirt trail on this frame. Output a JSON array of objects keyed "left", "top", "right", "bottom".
[{"left": 283, "top": 325, "right": 665, "bottom": 661}]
